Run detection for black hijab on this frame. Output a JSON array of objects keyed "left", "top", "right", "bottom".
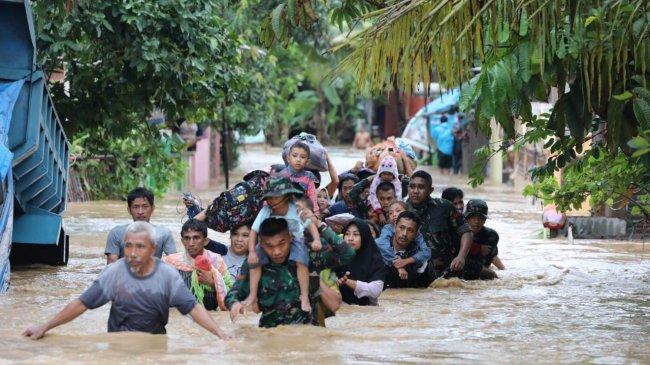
[{"left": 338, "top": 219, "right": 387, "bottom": 305}]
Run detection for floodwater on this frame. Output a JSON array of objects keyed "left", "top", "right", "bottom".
[{"left": 0, "top": 145, "right": 648, "bottom": 364}]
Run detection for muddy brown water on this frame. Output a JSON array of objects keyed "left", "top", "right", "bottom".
[{"left": 1, "top": 145, "right": 648, "bottom": 364}]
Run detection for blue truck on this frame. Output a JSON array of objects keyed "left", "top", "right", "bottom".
[{"left": 1, "top": 0, "right": 70, "bottom": 292}]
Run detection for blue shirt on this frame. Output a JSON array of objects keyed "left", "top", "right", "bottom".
[
  {"left": 328, "top": 200, "right": 361, "bottom": 218},
  {"left": 375, "top": 224, "right": 431, "bottom": 266},
  {"left": 431, "top": 120, "right": 455, "bottom": 155}
]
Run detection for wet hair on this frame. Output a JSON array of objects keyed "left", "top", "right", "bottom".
[
  {"left": 295, "top": 195, "right": 314, "bottom": 211},
  {"left": 396, "top": 210, "right": 421, "bottom": 228},
  {"left": 356, "top": 169, "right": 375, "bottom": 181},
  {"left": 388, "top": 201, "right": 408, "bottom": 211},
  {"left": 230, "top": 222, "right": 252, "bottom": 236},
  {"left": 259, "top": 217, "right": 289, "bottom": 238},
  {"left": 289, "top": 141, "right": 311, "bottom": 159},
  {"left": 127, "top": 187, "right": 154, "bottom": 207},
  {"left": 181, "top": 219, "right": 208, "bottom": 238},
  {"left": 366, "top": 220, "right": 380, "bottom": 238},
  {"left": 376, "top": 181, "right": 396, "bottom": 194},
  {"left": 123, "top": 221, "right": 155, "bottom": 245},
  {"left": 336, "top": 173, "right": 359, "bottom": 201},
  {"left": 410, "top": 170, "right": 433, "bottom": 188},
  {"left": 441, "top": 187, "right": 464, "bottom": 202}
]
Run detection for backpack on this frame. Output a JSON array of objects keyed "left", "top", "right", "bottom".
[{"left": 204, "top": 170, "right": 269, "bottom": 232}]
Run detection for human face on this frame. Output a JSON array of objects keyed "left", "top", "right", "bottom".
[
  {"left": 408, "top": 177, "right": 433, "bottom": 205},
  {"left": 128, "top": 197, "right": 154, "bottom": 222},
  {"left": 377, "top": 189, "right": 397, "bottom": 211},
  {"left": 340, "top": 179, "right": 355, "bottom": 204},
  {"left": 394, "top": 218, "right": 418, "bottom": 250},
  {"left": 344, "top": 224, "right": 362, "bottom": 251},
  {"left": 317, "top": 190, "right": 329, "bottom": 210},
  {"left": 181, "top": 229, "right": 207, "bottom": 258},
  {"left": 467, "top": 215, "right": 486, "bottom": 233},
  {"left": 265, "top": 195, "right": 289, "bottom": 210},
  {"left": 260, "top": 230, "right": 292, "bottom": 264},
  {"left": 452, "top": 197, "right": 464, "bottom": 214},
  {"left": 230, "top": 225, "right": 251, "bottom": 255},
  {"left": 379, "top": 172, "right": 394, "bottom": 182},
  {"left": 388, "top": 204, "right": 406, "bottom": 225},
  {"left": 287, "top": 147, "right": 309, "bottom": 171},
  {"left": 124, "top": 231, "right": 155, "bottom": 274}
]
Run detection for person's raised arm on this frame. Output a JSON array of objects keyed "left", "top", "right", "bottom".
[
  {"left": 23, "top": 299, "right": 87, "bottom": 340},
  {"left": 325, "top": 154, "right": 339, "bottom": 198},
  {"left": 188, "top": 304, "right": 230, "bottom": 339}
]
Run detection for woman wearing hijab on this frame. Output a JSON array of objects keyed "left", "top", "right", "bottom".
[{"left": 337, "top": 219, "right": 387, "bottom": 305}]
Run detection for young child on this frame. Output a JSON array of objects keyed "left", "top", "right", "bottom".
[
  {"left": 280, "top": 141, "right": 320, "bottom": 214},
  {"left": 316, "top": 188, "right": 331, "bottom": 219},
  {"left": 367, "top": 156, "right": 402, "bottom": 223},
  {"left": 246, "top": 177, "right": 322, "bottom": 312},
  {"left": 464, "top": 199, "right": 500, "bottom": 279}
]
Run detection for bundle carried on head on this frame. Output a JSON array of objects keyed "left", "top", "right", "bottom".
[
  {"left": 365, "top": 137, "right": 417, "bottom": 174},
  {"left": 282, "top": 132, "right": 329, "bottom": 172}
]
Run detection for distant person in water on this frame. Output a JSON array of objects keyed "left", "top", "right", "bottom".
[
  {"left": 104, "top": 187, "right": 176, "bottom": 264},
  {"left": 23, "top": 222, "right": 228, "bottom": 339},
  {"left": 353, "top": 122, "right": 372, "bottom": 150}
]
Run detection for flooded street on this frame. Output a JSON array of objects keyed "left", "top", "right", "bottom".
[{"left": 1, "top": 145, "right": 648, "bottom": 364}]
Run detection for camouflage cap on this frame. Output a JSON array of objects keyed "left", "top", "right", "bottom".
[
  {"left": 262, "top": 176, "right": 304, "bottom": 199},
  {"left": 464, "top": 199, "right": 488, "bottom": 219}
]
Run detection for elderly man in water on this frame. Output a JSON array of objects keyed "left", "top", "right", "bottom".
[{"left": 23, "top": 221, "right": 229, "bottom": 340}]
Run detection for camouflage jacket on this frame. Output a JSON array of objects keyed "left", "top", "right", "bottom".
[
  {"left": 407, "top": 197, "right": 471, "bottom": 268},
  {"left": 225, "top": 230, "right": 353, "bottom": 328},
  {"left": 308, "top": 226, "right": 355, "bottom": 273},
  {"left": 225, "top": 261, "right": 311, "bottom": 328}
]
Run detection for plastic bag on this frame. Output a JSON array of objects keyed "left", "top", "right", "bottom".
[{"left": 282, "top": 133, "right": 329, "bottom": 172}]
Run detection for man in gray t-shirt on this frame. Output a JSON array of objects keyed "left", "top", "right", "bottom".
[
  {"left": 80, "top": 257, "right": 195, "bottom": 334},
  {"left": 23, "top": 221, "right": 228, "bottom": 340},
  {"left": 105, "top": 187, "right": 177, "bottom": 264},
  {"left": 105, "top": 223, "right": 176, "bottom": 260}
]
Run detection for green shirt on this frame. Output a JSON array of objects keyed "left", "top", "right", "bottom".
[
  {"left": 225, "top": 227, "right": 354, "bottom": 328},
  {"left": 408, "top": 197, "right": 470, "bottom": 268}
]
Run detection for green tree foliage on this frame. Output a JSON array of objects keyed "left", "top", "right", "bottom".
[
  {"left": 262, "top": 0, "right": 650, "bottom": 217},
  {"left": 33, "top": 0, "right": 273, "bottom": 199}
]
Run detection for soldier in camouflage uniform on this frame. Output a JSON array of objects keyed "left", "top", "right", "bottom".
[
  {"left": 406, "top": 171, "right": 473, "bottom": 279},
  {"left": 226, "top": 216, "right": 354, "bottom": 328}
]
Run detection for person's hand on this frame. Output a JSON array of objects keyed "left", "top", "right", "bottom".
[
  {"left": 215, "top": 328, "right": 232, "bottom": 340},
  {"left": 310, "top": 239, "right": 322, "bottom": 252},
  {"left": 352, "top": 160, "right": 364, "bottom": 172},
  {"left": 378, "top": 213, "right": 388, "bottom": 226},
  {"left": 298, "top": 206, "right": 318, "bottom": 225},
  {"left": 247, "top": 251, "right": 259, "bottom": 265},
  {"left": 398, "top": 268, "right": 408, "bottom": 280},
  {"left": 229, "top": 302, "right": 247, "bottom": 323},
  {"left": 450, "top": 256, "right": 466, "bottom": 272},
  {"left": 23, "top": 324, "right": 48, "bottom": 340},
  {"left": 197, "top": 269, "right": 214, "bottom": 286},
  {"left": 337, "top": 271, "right": 350, "bottom": 286},
  {"left": 393, "top": 258, "right": 408, "bottom": 269}
]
